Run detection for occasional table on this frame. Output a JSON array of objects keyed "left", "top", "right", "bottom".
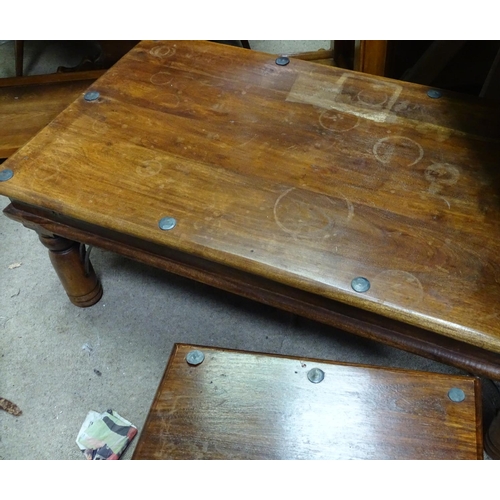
[{"left": 2, "top": 40, "right": 500, "bottom": 381}]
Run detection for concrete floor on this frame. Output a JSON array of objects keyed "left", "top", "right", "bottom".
[{"left": 0, "top": 41, "right": 497, "bottom": 459}]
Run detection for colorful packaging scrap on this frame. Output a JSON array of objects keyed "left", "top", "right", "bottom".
[{"left": 76, "top": 409, "right": 137, "bottom": 460}]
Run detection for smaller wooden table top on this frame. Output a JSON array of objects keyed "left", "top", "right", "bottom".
[{"left": 132, "top": 344, "right": 482, "bottom": 460}]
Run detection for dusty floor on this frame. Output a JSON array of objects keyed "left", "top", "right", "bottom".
[{"left": 0, "top": 40, "right": 497, "bottom": 459}]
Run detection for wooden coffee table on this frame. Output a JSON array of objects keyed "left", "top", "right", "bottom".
[{"left": 2, "top": 40, "right": 500, "bottom": 379}]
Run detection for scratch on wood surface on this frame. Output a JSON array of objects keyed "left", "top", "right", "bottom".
[
  {"left": 441, "top": 197, "right": 451, "bottom": 209},
  {"left": 150, "top": 45, "right": 176, "bottom": 59},
  {"left": 150, "top": 72, "right": 174, "bottom": 86},
  {"left": 425, "top": 164, "right": 461, "bottom": 195},
  {"left": 236, "top": 134, "right": 258, "bottom": 148},
  {"left": 436, "top": 266, "right": 450, "bottom": 275},
  {"left": 373, "top": 136, "right": 424, "bottom": 167},
  {"left": 273, "top": 187, "right": 354, "bottom": 238},
  {"left": 319, "top": 109, "right": 360, "bottom": 132},
  {"left": 372, "top": 270, "right": 424, "bottom": 308}
]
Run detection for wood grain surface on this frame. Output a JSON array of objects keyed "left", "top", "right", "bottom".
[
  {"left": 132, "top": 344, "right": 482, "bottom": 460},
  {"left": 2, "top": 40, "right": 500, "bottom": 355}
]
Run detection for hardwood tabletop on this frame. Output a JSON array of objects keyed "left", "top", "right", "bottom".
[
  {"left": 132, "top": 344, "right": 482, "bottom": 459},
  {"left": 2, "top": 40, "right": 500, "bottom": 353}
]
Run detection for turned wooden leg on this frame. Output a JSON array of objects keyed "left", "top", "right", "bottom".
[
  {"left": 38, "top": 234, "right": 103, "bottom": 307},
  {"left": 485, "top": 410, "right": 500, "bottom": 459}
]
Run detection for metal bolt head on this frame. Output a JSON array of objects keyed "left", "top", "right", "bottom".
[
  {"left": 158, "top": 217, "right": 177, "bottom": 231},
  {"left": 186, "top": 350, "right": 205, "bottom": 366},
  {"left": 307, "top": 367, "right": 325, "bottom": 384},
  {"left": 427, "top": 89, "right": 442, "bottom": 99},
  {"left": 448, "top": 387, "right": 465, "bottom": 402},
  {"left": 351, "top": 277, "right": 370, "bottom": 293},
  {"left": 275, "top": 56, "right": 290, "bottom": 66},
  {"left": 0, "top": 169, "right": 14, "bottom": 182},
  {"left": 84, "top": 91, "right": 100, "bottom": 102}
]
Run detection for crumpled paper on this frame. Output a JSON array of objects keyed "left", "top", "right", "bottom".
[{"left": 76, "top": 409, "right": 137, "bottom": 460}]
